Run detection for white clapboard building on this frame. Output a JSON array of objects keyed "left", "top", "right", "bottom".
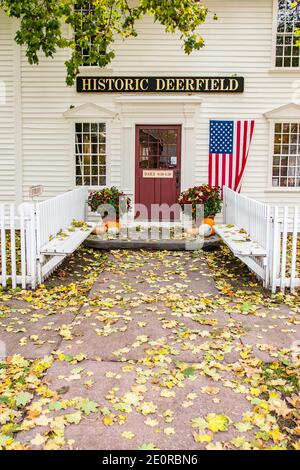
[{"left": 1, "top": 0, "right": 300, "bottom": 212}]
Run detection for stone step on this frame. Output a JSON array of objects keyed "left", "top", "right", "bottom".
[{"left": 84, "top": 235, "right": 220, "bottom": 251}]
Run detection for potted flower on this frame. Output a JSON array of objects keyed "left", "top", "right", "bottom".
[
  {"left": 88, "top": 187, "right": 131, "bottom": 233},
  {"left": 178, "top": 184, "right": 222, "bottom": 222}
]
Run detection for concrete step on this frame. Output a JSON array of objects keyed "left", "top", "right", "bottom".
[{"left": 84, "top": 235, "right": 220, "bottom": 251}]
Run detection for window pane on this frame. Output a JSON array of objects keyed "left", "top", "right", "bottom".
[
  {"left": 272, "top": 121, "right": 300, "bottom": 187},
  {"left": 75, "top": 122, "right": 107, "bottom": 187},
  {"left": 99, "top": 155, "right": 106, "bottom": 165},
  {"left": 275, "top": 1, "right": 300, "bottom": 68},
  {"left": 74, "top": 4, "right": 106, "bottom": 66},
  {"left": 273, "top": 155, "right": 280, "bottom": 165}
]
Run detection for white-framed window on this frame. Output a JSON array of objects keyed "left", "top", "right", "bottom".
[
  {"left": 75, "top": 122, "right": 107, "bottom": 187},
  {"left": 272, "top": 122, "right": 300, "bottom": 187},
  {"left": 74, "top": 2, "right": 103, "bottom": 66},
  {"left": 274, "top": 0, "right": 300, "bottom": 68}
]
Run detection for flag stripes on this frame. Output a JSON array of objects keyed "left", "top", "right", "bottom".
[{"left": 209, "top": 119, "right": 255, "bottom": 192}]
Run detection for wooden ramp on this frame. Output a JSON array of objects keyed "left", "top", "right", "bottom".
[
  {"left": 40, "top": 225, "right": 95, "bottom": 256},
  {"left": 214, "top": 223, "right": 268, "bottom": 283},
  {"left": 214, "top": 224, "right": 267, "bottom": 257}
]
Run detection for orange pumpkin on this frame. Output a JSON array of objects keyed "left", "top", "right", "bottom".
[
  {"left": 94, "top": 224, "right": 107, "bottom": 235},
  {"left": 105, "top": 221, "right": 121, "bottom": 230}
]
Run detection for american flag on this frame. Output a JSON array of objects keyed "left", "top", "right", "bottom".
[{"left": 208, "top": 120, "right": 255, "bottom": 192}]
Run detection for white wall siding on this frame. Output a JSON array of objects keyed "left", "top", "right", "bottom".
[
  {"left": 0, "top": 13, "right": 16, "bottom": 202},
  {"left": 21, "top": 45, "right": 74, "bottom": 199}
]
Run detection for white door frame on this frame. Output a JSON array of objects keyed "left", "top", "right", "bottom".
[{"left": 116, "top": 96, "right": 202, "bottom": 205}]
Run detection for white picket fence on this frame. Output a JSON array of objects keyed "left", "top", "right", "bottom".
[
  {"left": 1, "top": 185, "right": 299, "bottom": 292},
  {"left": 223, "top": 187, "right": 300, "bottom": 293},
  {"left": 0, "top": 203, "right": 37, "bottom": 289},
  {"left": 270, "top": 205, "right": 300, "bottom": 292},
  {"left": 0, "top": 188, "right": 88, "bottom": 289}
]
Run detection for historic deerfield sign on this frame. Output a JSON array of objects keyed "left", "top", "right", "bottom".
[{"left": 77, "top": 76, "right": 244, "bottom": 93}]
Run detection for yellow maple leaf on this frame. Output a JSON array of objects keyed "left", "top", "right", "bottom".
[
  {"left": 269, "top": 427, "right": 285, "bottom": 443},
  {"left": 201, "top": 386, "right": 220, "bottom": 395},
  {"left": 103, "top": 416, "right": 114, "bottom": 426},
  {"left": 160, "top": 389, "right": 175, "bottom": 398},
  {"left": 122, "top": 431, "right": 135, "bottom": 440},
  {"left": 250, "top": 387, "right": 261, "bottom": 397},
  {"left": 187, "top": 393, "right": 198, "bottom": 400},
  {"left": 193, "top": 433, "right": 212, "bottom": 443},
  {"left": 164, "top": 427, "right": 175, "bottom": 436},
  {"left": 145, "top": 418, "right": 159, "bottom": 427},
  {"left": 206, "top": 414, "right": 230, "bottom": 433},
  {"left": 30, "top": 434, "right": 46, "bottom": 447},
  {"left": 123, "top": 392, "right": 141, "bottom": 405},
  {"left": 138, "top": 402, "right": 157, "bottom": 415}
]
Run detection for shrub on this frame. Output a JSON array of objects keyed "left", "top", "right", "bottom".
[
  {"left": 178, "top": 184, "right": 222, "bottom": 218},
  {"left": 88, "top": 187, "right": 131, "bottom": 217}
]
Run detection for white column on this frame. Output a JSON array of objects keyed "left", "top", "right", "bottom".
[
  {"left": 182, "top": 104, "right": 197, "bottom": 190},
  {"left": 120, "top": 115, "right": 135, "bottom": 196},
  {"left": 12, "top": 19, "right": 23, "bottom": 204}
]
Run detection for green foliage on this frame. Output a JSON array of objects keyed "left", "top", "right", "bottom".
[
  {"left": 0, "top": 0, "right": 210, "bottom": 85},
  {"left": 290, "top": 1, "right": 300, "bottom": 46},
  {"left": 88, "top": 186, "right": 131, "bottom": 216},
  {"left": 178, "top": 184, "right": 222, "bottom": 217}
]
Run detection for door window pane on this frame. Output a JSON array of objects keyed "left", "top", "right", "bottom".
[{"left": 139, "top": 128, "right": 179, "bottom": 169}]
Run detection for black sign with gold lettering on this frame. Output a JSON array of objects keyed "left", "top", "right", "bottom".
[{"left": 77, "top": 76, "right": 244, "bottom": 93}]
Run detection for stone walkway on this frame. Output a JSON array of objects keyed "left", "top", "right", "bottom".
[{"left": 1, "top": 249, "right": 299, "bottom": 450}]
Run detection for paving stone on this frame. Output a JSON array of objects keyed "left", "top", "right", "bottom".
[
  {"left": 0, "top": 312, "right": 75, "bottom": 359},
  {"left": 18, "top": 360, "right": 253, "bottom": 451}
]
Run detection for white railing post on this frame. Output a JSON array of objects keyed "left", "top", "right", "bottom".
[
  {"left": 0, "top": 189, "right": 89, "bottom": 290},
  {"left": 280, "top": 206, "right": 288, "bottom": 293},
  {"left": 10, "top": 204, "right": 17, "bottom": 289},
  {"left": 21, "top": 203, "right": 38, "bottom": 289},
  {"left": 0, "top": 205, "right": 7, "bottom": 288},
  {"left": 223, "top": 187, "right": 227, "bottom": 223},
  {"left": 270, "top": 206, "right": 280, "bottom": 293},
  {"left": 29, "top": 204, "right": 37, "bottom": 290},
  {"left": 221, "top": 189, "right": 300, "bottom": 293},
  {"left": 19, "top": 204, "right": 27, "bottom": 289},
  {"left": 290, "top": 206, "right": 298, "bottom": 293},
  {"left": 264, "top": 205, "right": 272, "bottom": 289}
]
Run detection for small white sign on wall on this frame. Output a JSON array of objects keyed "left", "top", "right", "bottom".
[
  {"left": 29, "top": 185, "right": 44, "bottom": 198},
  {"left": 143, "top": 170, "right": 174, "bottom": 179}
]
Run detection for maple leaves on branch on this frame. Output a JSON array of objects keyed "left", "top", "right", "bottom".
[{"left": 0, "top": 0, "right": 210, "bottom": 85}]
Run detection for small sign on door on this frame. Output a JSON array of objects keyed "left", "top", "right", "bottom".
[{"left": 143, "top": 170, "right": 174, "bottom": 179}]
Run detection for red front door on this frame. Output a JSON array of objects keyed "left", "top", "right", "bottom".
[{"left": 135, "top": 125, "right": 182, "bottom": 221}]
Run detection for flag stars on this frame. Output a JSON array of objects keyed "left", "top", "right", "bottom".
[{"left": 210, "top": 120, "right": 234, "bottom": 154}]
